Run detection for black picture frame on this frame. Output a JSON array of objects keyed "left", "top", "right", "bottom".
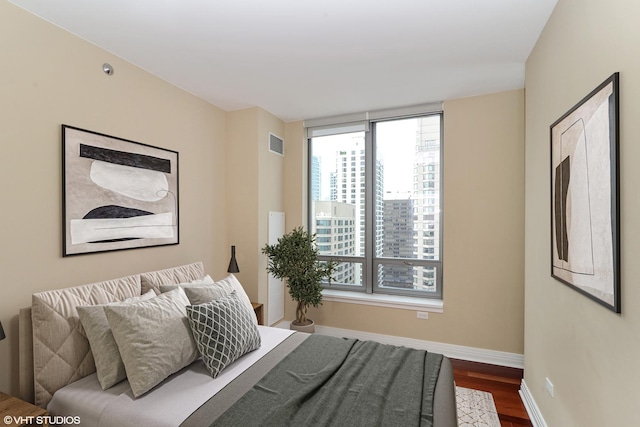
[
  {"left": 62, "top": 125, "right": 179, "bottom": 256},
  {"left": 550, "top": 72, "right": 620, "bottom": 313}
]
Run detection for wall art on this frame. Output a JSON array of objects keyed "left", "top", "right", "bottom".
[
  {"left": 63, "top": 125, "right": 179, "bottom": 256},
  {"left": 550, "top": 73, "right": 620, "bottom": 312}
]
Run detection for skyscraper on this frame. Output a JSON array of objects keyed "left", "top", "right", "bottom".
[
  {"left": 329, "top": 136, "right": 384, "bottom": 285},
  {"left": 311, "top": 155, "right": 321, "bottom": 202},
  {"left": 382, "top": 197, "right": 415, "bottom": 288},
  {"left": 411, "top": 116, "right": 441, "bottom": 291},
  {"left": 313, "top": 201, "right": 356, "bottom": 284}
]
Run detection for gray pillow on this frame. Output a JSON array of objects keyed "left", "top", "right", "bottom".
[
  {"left": 186, "top": 293, "right": 261, "bottom": 378},
  {"left": 77, "top": 290, "right": 156, "bottom": 390},
  {"left": 160, "top": 275, "right": 256, "bottom": 326},
  {"left": 183, "top": 285, "right": 229, "bottom": 305},
  {"left": 105, "top": 287, "right": 198, "bottom": 397},
  {"left": 158, "top": 275, "right": 215, "bottom": 293}
]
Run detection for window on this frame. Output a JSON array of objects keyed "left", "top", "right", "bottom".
[{"left": 308, "top": 111, "right": 443, "bottom": 299}]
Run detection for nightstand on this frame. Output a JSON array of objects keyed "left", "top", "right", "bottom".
[
  {"left": 251, "top": 302, "right": 264, "bottom": 325},
  {"left": 0, "top": 393, "right": 48, "bottom": 426}
]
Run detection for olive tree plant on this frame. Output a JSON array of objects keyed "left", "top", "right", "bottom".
[{"left": 262, "top": 227, "right": 337, "bottom": 326}]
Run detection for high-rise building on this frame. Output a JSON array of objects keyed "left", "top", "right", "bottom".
[
  {"left": 311, "top": 155, "right": 321, "bottom": 202},
  {"left": 329, "top": 171, "right": 337, "bottom": 202},
  {"left": 411, "top": 116, "right": 441, "bottom": 291},
  {"left": 329, "top": 137, "right": 384, "bottom": 285},
  {"left": 382, "top": 197, "right": 415, "bottom": 288},
  {"left": 313, "top": 201, "right": 356, "bottom": 284}
]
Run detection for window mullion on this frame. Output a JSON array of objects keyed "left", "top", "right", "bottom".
[{"left": 364, "top": 128, "right": 374, "bottom": 294}]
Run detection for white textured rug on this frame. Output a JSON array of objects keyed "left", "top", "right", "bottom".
[{"left": 456, "top": 387, "right": 501, "bottom": 427}]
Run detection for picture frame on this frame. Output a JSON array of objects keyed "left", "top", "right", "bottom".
[
  {"left": 550, "top": 72, "right": 620, "bottom": 313},
  {"left": 63, "top": 125, "right": 179, "bottom": 256}
]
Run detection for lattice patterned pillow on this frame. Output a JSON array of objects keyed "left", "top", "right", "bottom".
[{"left": 186, "top": 293, "right": 261, "bottom": 378}]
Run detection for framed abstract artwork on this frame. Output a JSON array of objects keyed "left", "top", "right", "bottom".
[
  {"left": 63, "top": 125, "right": 179, "bottom": 256},
  {"left": 550, "top": 72, "right": 620, "bottom": 313}
]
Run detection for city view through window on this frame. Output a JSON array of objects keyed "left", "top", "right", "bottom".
[{"left": 310, "top": 114, "right": 442, "bottom": 296}]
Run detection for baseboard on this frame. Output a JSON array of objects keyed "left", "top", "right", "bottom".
[
  {"left": 274, "top": 321, "right": 524, "bottom": 369},
  {"left": 519, "top": 379, "right": 548, "bottom": 427}
]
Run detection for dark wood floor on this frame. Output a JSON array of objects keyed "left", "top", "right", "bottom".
[{"left": 451, "top": 359, "right": 532, "bottom": 427}]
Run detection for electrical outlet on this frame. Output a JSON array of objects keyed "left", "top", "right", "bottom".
[
  {"left": 545, "top": 377, "right": 554, "bottom": 397},
  {"left": 416, "top": 311, "right": 429, "bottom": 319}
]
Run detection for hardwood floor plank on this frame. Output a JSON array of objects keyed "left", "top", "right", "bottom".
[
  {"left": 467, "top": 371, "right": 522, "bottom": 385},
  {"left": 451, "top": 358, "right": 532, "bottom": 427}
]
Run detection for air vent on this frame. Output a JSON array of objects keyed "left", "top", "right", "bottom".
[{"left": 269, "top": 133, "right": 284, "bottom": 156}]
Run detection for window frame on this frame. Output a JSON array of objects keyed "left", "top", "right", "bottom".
[{"left": 306, "top": 108, "right": 443, "bottom": 300}]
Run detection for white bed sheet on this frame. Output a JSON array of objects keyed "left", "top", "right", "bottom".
[{"left": 47, "top": 326, "right": 293, "bottom": 427}]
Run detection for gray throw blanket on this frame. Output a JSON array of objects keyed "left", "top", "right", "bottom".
[{"left": 210, "top": 334, "right": 443, "bottom": 427}]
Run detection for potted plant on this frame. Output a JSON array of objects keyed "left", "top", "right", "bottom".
[{"left": 262, "top": 226, "right": 336, "bottom": 333}]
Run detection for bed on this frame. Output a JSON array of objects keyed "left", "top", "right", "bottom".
[{"left": 18, "top": 262, "right": 457, "bottom": 427}]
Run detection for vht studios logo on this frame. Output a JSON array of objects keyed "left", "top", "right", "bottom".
[{"left": 4, "top": 415, "right": 81, "bottom": 425}]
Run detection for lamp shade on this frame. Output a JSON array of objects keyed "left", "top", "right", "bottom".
[
  {"left": 227, "top": 245, "right": 240, "bottom": 273},
  {"left": 0, "top": 321, "right": 5, "bottom": 341}
]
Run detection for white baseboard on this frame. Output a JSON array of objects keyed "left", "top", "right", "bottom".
[
  {"left": 274, "top": 321, "right": 524, "bottom": 369},
  {"left": 519, "top": 379, "right": 548, "bottom": 427}
]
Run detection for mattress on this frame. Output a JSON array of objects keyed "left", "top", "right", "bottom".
[{"left": 47, "top": 326, "right": 294, "bottom": 427}]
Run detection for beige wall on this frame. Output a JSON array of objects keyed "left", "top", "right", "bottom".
[
  {"left": 226, "top": 107, "right": 284, "bottom": 321},
  {"left": 525, "top": 0, "right": 640, "bottom": 425},
  {"left": 281, "top": 121, "right": 307, "bottom": 322},
  {"left": 226, "top": 108, "right": 260, "bottom": 302},
  {"left": 257, "top": 109, "right": 285, "bottom": 315},
  {"left": 283, "top": 90, "right": 525, "bottom": 354},
  {"left": 283, "top": 121, "right": 307, "bottom": 230},
  {"left": 0, "top": 2, "right": 229, "bottom": 395}
]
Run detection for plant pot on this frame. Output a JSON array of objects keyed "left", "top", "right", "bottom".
[{"left": 290, "top": 319, "right": 315, "bottom": 333}]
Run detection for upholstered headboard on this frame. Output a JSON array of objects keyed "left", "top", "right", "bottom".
[
  {"left": 140, "top": 262, "right": 206, "bottom": 295},
  {"left": 18, "top": 262, "right": 204, "bottom": 408}
]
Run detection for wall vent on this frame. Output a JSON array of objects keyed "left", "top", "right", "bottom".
[{"left": 269, "top": 133, "right": 284, "bottom": 156}]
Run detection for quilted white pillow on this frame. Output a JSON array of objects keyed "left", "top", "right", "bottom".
[
  {"left": 78, "top": 290, "right": 156, "bottom": 390},
  {"left": 105, "top": 287, "right": 198, "bottom": 397},
  {"left": 186, "top": 293, "right": 261, "bottom": 378}
]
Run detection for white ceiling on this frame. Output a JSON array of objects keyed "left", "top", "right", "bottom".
[{"left": 9, "top": 0, "right": 556, "bottom": 122}]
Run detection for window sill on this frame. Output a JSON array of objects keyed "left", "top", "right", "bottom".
[{"left": 321, "top": 289, "right": 443, "bottom": 313}]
